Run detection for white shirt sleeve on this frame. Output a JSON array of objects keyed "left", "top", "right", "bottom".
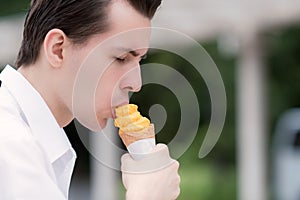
[{"left": 0, "top": 124, "right": 67, "bottom": 200}]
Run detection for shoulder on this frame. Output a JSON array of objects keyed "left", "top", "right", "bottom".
[
  {"left": 0, "top": 88, "right": 47, "bottom": 163},
  {"left": 0, "top": 87, "right": 31, "bottom": 141}
]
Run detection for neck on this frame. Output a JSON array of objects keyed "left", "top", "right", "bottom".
[{"left": 18, "top": 64, "right": 73, "bottom": 128}]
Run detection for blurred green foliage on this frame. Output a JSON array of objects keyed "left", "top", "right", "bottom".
[
  {"left": 266, "top": 26, "right": 300, "bottom": 130},
  {"left": 0, "top": 0, "right": 29, "bottom": 16}
]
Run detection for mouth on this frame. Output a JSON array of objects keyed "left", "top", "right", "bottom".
[
  {"left": 111, "top": 101, "right": 129, "bottom": 119},
  {"left": 111, "top": 108, "right": 116, "bottom": 119}
]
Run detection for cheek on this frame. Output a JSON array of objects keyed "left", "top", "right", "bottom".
[
  {"left": 95, "top": 65, "right": 123, "bottom": 111},
  {"left": 60, "top": 53, "right": 84, "bottom": 111}
]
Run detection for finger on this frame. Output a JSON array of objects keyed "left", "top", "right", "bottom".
[
  {"left": 151, "top": 143, "right": 171, "bottom": 160},
  {"left": 121, "top": 153, "right": 136, "bottom": 172},
  {"left": 152, "top": 143, "right": 169, "bottom": 154}
]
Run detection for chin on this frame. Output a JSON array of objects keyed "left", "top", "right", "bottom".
[
  {"left": 95, "top": 108, "right": 114, "bottom": 127},
  {"left": 96, "top": 114, "right": 112, "bottom": 128},
  {"left": 99, "top": 118, "right": 108, "bottom": 129}
]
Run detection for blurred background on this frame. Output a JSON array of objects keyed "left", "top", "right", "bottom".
[{"left": 1, "top": 0, "right": 300, "bottom": 199}]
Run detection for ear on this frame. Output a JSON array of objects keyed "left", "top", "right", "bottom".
[{"left": 43, "top": 29, "right": 69, "bottom": 68}]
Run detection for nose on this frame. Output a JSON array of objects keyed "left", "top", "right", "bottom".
[{"left": 120, "top": 65, "right": 142, "bottom": 92}]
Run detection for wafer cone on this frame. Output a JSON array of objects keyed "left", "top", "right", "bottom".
[{"left": 119, "top": 124, "right": 155, "bottom": 147}]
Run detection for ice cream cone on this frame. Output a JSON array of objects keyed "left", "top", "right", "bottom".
[{"left": 114, "top": 104, "right": 156, "bottom": 159}]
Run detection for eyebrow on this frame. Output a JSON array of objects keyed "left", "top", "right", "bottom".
[{"left": 118, "top": 47, "right": 148, "bottom": 59}]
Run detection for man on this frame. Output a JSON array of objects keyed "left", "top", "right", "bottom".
[{"left": 0, "top": 0, "right": 180, "bottom": 199}]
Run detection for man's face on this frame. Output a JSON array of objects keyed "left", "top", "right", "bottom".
[{"left": 64, "top": 0, "right": 151, "bottom": 130}]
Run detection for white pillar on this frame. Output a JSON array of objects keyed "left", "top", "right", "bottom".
[
  {"left": 236, "top": 33, "right": 268, "bottom": 200},
  {"left": 90, "top": 120, "right": 120, "bottom": 200}
]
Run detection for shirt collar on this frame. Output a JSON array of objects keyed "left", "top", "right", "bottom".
[{"left": 0, "top": 65, "right": 72, "bottom": 163}]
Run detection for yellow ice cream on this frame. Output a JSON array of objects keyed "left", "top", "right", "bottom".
[
  {"left": 114, "top": 104, "right": 155, "bottom": 148},
  {"left": 114, "top": 104, "right": 150, "bottom": 133}
]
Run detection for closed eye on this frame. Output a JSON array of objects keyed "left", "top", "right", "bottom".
[{"left": 116, "top": 57, "right": 126, "bottom": 63}]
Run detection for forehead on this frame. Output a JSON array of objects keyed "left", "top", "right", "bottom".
[
  {"left": 107, "top": 0, "right": 151, "bottom": 32},
  {"left": 80, "top": 0, "right": 152, "bottom": 56},
  {"left": 102, "top": 0, "right": 152, "bottom": 50}
]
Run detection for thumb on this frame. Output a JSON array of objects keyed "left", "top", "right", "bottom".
[
  {"left": 121, "top": 143, "right": 174, "bottom": 174},
  {"left": 152, "top": 143, "right": 170, "bottom": 155}
]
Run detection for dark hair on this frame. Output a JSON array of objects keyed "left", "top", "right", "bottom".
[{"left": 15, "top": 0, "right": 162, "bottom": 68}]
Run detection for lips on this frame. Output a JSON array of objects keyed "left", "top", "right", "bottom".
[
  {"left": 111, "top": 101, "right": 129, "bottom": 119},
  {"left": 112, "top": 108, "right": 117, "bottom": 119}
]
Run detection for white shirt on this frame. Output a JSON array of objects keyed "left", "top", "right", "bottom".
[{"left": 0, "top": 65, "right": 77, "bottom": 199}]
